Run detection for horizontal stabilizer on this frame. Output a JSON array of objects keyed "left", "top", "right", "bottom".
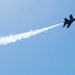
[{"left": 64, "top": 18, "right": 69, "bottom": 22}]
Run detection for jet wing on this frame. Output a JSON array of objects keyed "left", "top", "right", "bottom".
[
  {"left": 70, "top": 15, "right": 73, "bottom": 19},
  {"left": 67, "top": 22, "right": 72, "bottom": 28}
]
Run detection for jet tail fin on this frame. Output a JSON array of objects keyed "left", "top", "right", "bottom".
[{"left": 70, "top": 14, "right": 73, "bottom": 19}]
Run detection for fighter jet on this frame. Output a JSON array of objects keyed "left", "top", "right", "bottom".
[{"left": 63, "top": 14, "right": 75, "bottom": 28}]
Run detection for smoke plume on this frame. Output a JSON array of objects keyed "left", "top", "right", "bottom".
[{"left": 0, "top": 23, "right": 63, "bottom": 45}]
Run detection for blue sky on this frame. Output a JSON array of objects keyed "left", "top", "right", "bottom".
[{"left": 0, "top": 0, "right": 75, "bottom": 75}]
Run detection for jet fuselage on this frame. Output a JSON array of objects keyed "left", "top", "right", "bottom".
[
  {"left": 63, "top": 15, "right": 75, "bottom": 28},
  {"left": 64, "top": 18, "right": 75, "bottom": 24}
]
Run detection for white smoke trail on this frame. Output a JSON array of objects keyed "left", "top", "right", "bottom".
[{"left": 0, "top": 23, "right": 63, "bottom": 45}]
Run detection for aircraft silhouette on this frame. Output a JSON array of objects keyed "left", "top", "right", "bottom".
[{"left": 63, "top": 14, "right": 75, "bottom": 28}]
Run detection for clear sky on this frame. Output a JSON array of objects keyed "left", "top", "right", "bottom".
[{"left": 0, "top": 0, "right": 75, "bottom": 75}]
